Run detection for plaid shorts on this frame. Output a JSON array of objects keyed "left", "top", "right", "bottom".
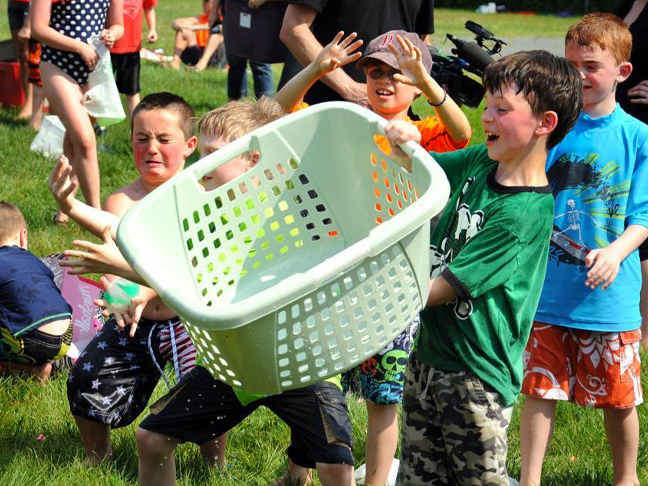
[{"left": 521, "top": 322, "right": 643, "bottom": 409}]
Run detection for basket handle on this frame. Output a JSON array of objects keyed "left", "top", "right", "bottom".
[{"left": 373, "top": 119, "right": 418, "bottom": 169}]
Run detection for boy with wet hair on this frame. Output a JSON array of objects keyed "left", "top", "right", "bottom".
[
  {"left": 276, "top": 29, "right": 472, "bottom": 486},
  {"left": 0, "top": 201, "right": 72, "bottom": 383},
  {"left": 49, "top": 92, "right": 226, "bottom": 468},
  {"left": 520, "top": 14, "right": 648, "bottom": 486},
  {"left": 382, "top": 50, "right": 583, "bottom": 485}
]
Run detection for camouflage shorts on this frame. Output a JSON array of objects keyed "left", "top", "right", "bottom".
[{"left": 397, "top": 349, "right": 513, "bottom": 486}]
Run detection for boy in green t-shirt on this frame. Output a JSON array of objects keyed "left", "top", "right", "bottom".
[{"left": 383, "top": 50, "right": 584, "bottom": 485}]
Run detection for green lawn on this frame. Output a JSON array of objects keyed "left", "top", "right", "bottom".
[{"left": 0, "top": 2, "right": 647, "bottom": 485}]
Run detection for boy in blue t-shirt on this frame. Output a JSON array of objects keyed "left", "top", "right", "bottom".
[
  {"left": 0, "top": 201, "right": 72, "bottom": 383},
  {"left": 520, "top": 13, "right": 648, "bottom": 486}
]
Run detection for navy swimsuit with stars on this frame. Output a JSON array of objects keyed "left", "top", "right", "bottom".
[{"left": 41, "top": 0, "right": 110, "bottom": 86}]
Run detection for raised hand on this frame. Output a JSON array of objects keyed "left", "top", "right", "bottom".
[
  {"left": 388, "top": 35, "right": 429, "bottom": 89},
  {"left": 48, "top": 155, "right": 78, "bottom": 214},
  {"left": 314, "top": 31, "right": 363, "bottom": 76}
]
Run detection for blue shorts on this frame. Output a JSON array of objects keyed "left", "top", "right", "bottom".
[{"left": 342, "top": 315, "right": 419, "bottom": 405}]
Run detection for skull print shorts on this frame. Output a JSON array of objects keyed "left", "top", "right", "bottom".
[{"left": 342, "top": 315, "right": 419, "bottom": 405}]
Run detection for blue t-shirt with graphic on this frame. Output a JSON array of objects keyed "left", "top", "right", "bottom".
[{"left": 536, "top": 105, "right": 648, "bottom": 332}]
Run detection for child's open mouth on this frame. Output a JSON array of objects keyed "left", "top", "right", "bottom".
[
  {"left": 376, "top": 89, "right": 393, "bottom": 98},
  {"left": 486, "top": 132, "right": 499, "bottom": 143}
]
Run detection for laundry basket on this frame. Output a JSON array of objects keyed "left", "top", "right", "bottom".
[{"left": 117, "top": 102, "right": 450, "bottom": 394}]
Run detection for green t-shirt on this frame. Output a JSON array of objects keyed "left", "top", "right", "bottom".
[{"left": 417, "top": 145, "right": 554, "bottom": 407}]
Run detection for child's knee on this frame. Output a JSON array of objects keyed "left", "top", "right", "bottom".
[
  {"left": 315, "top": 463, "right": 353, "bottom": 486},
  {"left": 136, "top": 428, "right": 178, "bottom": 458}
]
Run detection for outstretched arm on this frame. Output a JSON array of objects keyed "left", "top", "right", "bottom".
[
  {"left": 61, "top": 226, "right": 146, "bottom": 284},
  {"left": 48, "top": 156, "right": 120, "bottom": 239},
  {"left": 389, "top": 36, "right": 471, "bottom": 145},
  {"left": 275, "top": 31, "right": 362, "bottom": 112}
]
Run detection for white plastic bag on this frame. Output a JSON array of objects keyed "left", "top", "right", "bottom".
[
  {"left": 83, "top": 35, "right": 126, "bottom": 127},
  {"left": 30, "top": 115, "right": 66, "bottom": 158}
]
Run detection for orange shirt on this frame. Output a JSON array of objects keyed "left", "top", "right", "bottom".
[
  {"left": 291, "top": 102, "right": 468, "bottom": 154},
  {"left": 111, "top": 0, "right": 157, "bottom": 54},
  {"left": 374, "top": 115, "right": 469, "bottom": 156},
  {"left": 196, "top": 13, "right": 210, "bottom": 48}
]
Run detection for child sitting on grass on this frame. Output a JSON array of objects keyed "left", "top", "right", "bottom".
[
  {"left": 382, "top": 49, "right": 583, "bottom": 485},
  {"left": 0, "top": 201, "right": 72, "bottom": 384},
  {"left": 49, "top": 92, "right": 226, "bottom": 468},
  {"left": 520, "top": 14, "right": 648, "bottom": 486},
  {"left": 275, "top": 30, "right": 472, "bottom": 486}
]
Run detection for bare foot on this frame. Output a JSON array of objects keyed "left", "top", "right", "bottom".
[
  {"left": 18, "top": 106, "right": 32, "bottom": 119},
  {"left": 54, "top": 209, "right": 69, "bottom": 224},
  {"left": 269, "top": 461, "right": 312, "bottom": 486}
]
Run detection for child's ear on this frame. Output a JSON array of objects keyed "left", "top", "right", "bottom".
[
  {"left": 617, "top": 61, "right": 633, "bottom": 83},
  {"left": 535, "top": 111, "right": 559, "bottom": 138},
  {"left": 19, "top": 228, "right": 28, "bottom": 249},
  {"left": 184, "top": 135, "right": 198, "bottom": 158},
  {"left": 246, "top": 150, "right": 260, "bottom": 170}
]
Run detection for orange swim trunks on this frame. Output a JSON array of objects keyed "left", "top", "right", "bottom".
[{"left": 521, "top": 322, "right": 643, "bottom": 409}]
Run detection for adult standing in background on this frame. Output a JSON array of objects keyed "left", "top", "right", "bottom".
[
  {"left": 616, "top": 0, "right": 648, "bottom": 350},
  {"left": 616, "top": 0, "right": 648, "bottom": 124},
  {"left": 7, "top": 0, "right": 33, "bottom": 119},
  {"left": 279, "top": 0, "right": 435, "bottom": 106}
]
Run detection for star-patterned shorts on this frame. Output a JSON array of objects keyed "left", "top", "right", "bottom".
[{"left": 67, "top": 317, "right": 177, "bottom": 428}]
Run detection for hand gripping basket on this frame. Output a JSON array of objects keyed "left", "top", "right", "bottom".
[{"left": 117, "top": 102, "right": 450, "bottom": 394}]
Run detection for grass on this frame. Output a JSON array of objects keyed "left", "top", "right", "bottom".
[{"left": 0, "top": 2, "right": 647, "bottom": 485}]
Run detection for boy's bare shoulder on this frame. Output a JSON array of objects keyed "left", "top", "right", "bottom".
[{"left": 105, "top": 178, "right": 148, "bottom": 218}]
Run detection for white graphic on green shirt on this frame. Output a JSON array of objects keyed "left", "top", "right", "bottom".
[{"left": 430, "top": 178, "right": 484, "bottom": 320}]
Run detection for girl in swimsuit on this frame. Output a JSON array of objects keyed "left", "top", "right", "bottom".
[{"left": 30, "top": 0, "right": 123, "bottom": 219}]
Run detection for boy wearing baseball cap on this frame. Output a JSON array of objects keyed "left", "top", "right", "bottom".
[
  {"left": 277, "top": 30, "right": 471, "bottom": 153},
  {"left": 276, "top": 30, "right": 471, "bottom": 486}
]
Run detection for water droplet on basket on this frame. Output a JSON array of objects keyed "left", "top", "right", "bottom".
[
  {"left": 159, "top": 463, "right": 164, "bottom": 467},
  {"left": 187, "top": 399, "right": 191, "bottom": 402}
]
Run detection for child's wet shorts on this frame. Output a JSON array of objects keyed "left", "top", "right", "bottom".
[
  {"left": 140, "top": 366, "right": 355, "bottom": 468},
  {"left": 342, "top": 315, "right": 419, "bottom": 405},
  {"left": 521, "top": 322, "right": 643, "bottom": 409},
  {"left": 0, "top": 323, "right": 72, "bottom": 365},
  {"left": 67, "top": 316, "right": 175, "bottom": 428}
]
